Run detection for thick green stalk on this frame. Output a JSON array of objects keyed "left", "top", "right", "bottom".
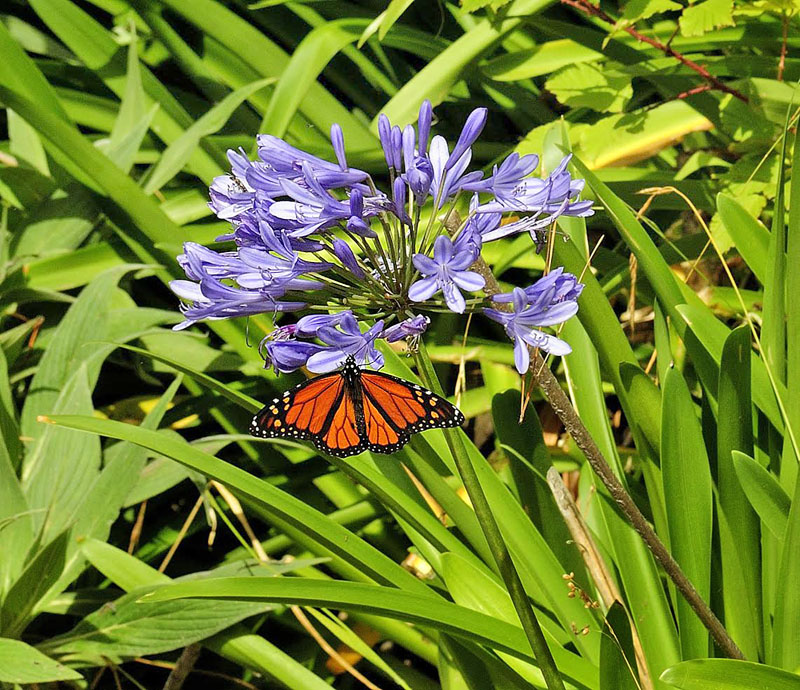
[{"left": 413, "top": 343, "right": 566, "bottom": 690}]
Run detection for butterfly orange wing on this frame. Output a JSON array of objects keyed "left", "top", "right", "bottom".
[
  {"left": 251, "top": 366, "right": 464, "bottom": 458},
  {"left": 359, "top": 371, "right": 464, "bottom": 454},
  {"left": 250, "top": 371, "right": 366, "bottom": 457}
]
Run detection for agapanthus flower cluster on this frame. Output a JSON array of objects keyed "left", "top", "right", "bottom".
[{"left": 171, "top": 101, "right": 593, "bottom": 375}]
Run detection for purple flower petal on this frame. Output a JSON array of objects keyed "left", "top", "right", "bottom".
[
  {"left": 451, "top": 270, "right": 485, "bottom": 292},
  {"left": 306, "top": 348, "right": 349, "bottom": 374},
  {"left": 445, "top": 107, "right": 487, "bottom": 171},
  {"left": 418, "top": 100, "right": 432, "bottom": 154},
  {"left": 330, "top": 123, "right": 347, "bottom": 171},
  {"left": 383, "top": 315, "right": 429, "bottom": 342},
  {"left": 442, "top": 281, "right": 466, "bottom": 314},
  {"left": 332, "top": 237, "right": 365, "bottom": 278},
  {"left": 513, "top": 336, "right": 530, "bottom": 374},
  {"left": 408, "top": 276, "right": 439, "bottom": 302}
]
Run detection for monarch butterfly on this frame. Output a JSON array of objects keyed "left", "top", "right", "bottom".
[{"left": 250, "top": 356, "right": 464, "bottom": 457}]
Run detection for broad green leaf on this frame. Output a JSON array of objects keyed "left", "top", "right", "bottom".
[
  {"left": 144, "top": 576, "right": 588, "bottom": 683},
  {"left": 102, "top": 103, "right": 159, "bottom": 174},
  {"left": 0, "top": 353, "right": 30, "bottom": 595},
  {"left": 41, "top": 586, "right": 269, "bottom": 665},
  {"left": 22, "top": 365, "right": 101, "bottom": 543},
  {"left": 82, "top": 539, "right": 333, "bottom": 689},
  {"left": 547, "top": 128, "right": 679, "bottom": 680},
  {"left": 331, "top": 450, "right": 487, "bottom": 574},
  {"left": 155, "top": 0, "right": 374, "bottom": 148},
  {"left": 24, "top": 243, "right": 124, "bottom": 292},
  {"left": 661, "top": 659, "right": 800, "bottom": 689},
  {"left": 772, "top": 471, "right": 800, "bottom": 668},
  {"left": 482, "top": 40, "right": 602, "bottom": 81},
  {"left": 492, "top": 390, "right": 582, "bottom": 576},
  {"left": 546, "top": 63, "right": 633, "bottom": 113},
  {"left": 0, "top": 638, "right": 81, "bottom": 683},
  {"left": 28, "top": 0, "right": 225, "bottom": 182},
  {"left": 459, "top": 432, "right": 599, "bottom": 661},
  {"left": 661, "top": 367, "right": 712, "bottom": 659},
  {"left": 12, "top": 184, "right": 97, "bottom": 259},
  {"left": 621, "top": 0, "right": 681, "bottom": 22},
  {"left": 144, "top": 77, "right": 274, "bottom": 194},
  {"left": 1, "top": 531, "right": 69, "bottom": 637},
  {"left": 261, "top": 20, "right": 365, "bottom": 138},
  {"left": 357, "top": 0, "right": 414, "bottom": 46},
  {"left": 572, "top": 156, "right": 784, "bottom": 432},
  {"left": 716, "top": 327, "right": 762, "bottom": 660},
  {"left": 552, "top": 237, "right": 662, "bottom": 452},
  {"left": 716, "top": 194, "right": 769, "bottom": 285},
  {"left": 732, "top": 451, "right": 789, "bottom": 540},
  {"left": 679, "top": 0, "right": 735, "bottom": 37},
  {"left": 599, "top": 602, "right": 639, "bottom": 690},
  {"left": 42, "top": 377, "right": 184, "bottom": 606},
  {"left": 7, "top": 109, "right": 49, "bottom": 174},
  {"left": 0, "top": 16, "right": 70, "bottom": 122},
  {"left": 102, "top": 36, "right": 154, "bottom": 173},
  {"left": 44, "top": 414, "right": 434, "bottom": 596},
  {"left": 0, "top": 14, "right": 74, "bottom": 61},
  {"left": 377, "top": 0, "right": 550, "bottom": 127},
  {"left": 0, "top": 86, "right": 185, "bottom": 268},
  {"left": 20, "top": 266, "right": 129, "bottom": 437},
  {"left": 573, "top": 101, "right": 712, "bottom": 169}
]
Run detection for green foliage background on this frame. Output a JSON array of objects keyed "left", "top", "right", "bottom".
[{"left": 1, "top": 0, "right": 799, "bottom": 688}]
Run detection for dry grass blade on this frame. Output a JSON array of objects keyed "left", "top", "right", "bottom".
[{"left": 546, "top": 468, "right": 652, "bottom": 690}]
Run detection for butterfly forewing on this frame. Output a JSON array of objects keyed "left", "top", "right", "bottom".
[{"left": 250, "top": 372, "right": 344, "bottom": 442}]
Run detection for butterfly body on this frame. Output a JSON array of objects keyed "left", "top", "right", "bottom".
[{"left": 250, "top": 357, "right": 464, "bottom": 457}]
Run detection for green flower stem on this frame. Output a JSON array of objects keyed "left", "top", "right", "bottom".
[{"left": 413, "top": 342, "right": 567, "bottom": 690}]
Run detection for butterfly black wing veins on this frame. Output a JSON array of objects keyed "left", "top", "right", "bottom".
[{"left": 250, "top": 356, "right": 464, "bottom": 458}]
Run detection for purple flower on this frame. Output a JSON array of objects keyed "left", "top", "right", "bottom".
[
  {"left": 296, "top": 311, "right": 353, "bottom": 337},
  {"left": 462, "top": 152, "right": 539, "bottom": 204},
  {"left": 332, "top": 237, "right": 365, "bottom": 278},
  {"left": 262, "top": 339, "right": 324, "bottom": 374},
  {"left": 429, "top": 136, "right": 483, "bottom": 208},
  {"left": 174, "top": 98, "right": 591, "bottom": 378},
  {"left": 269, "top": 165, "right": 385, "bottom": 238},
  {"left": 445, "top": 108, "right": 487, "bottom": 170},
  {"left": 378, "top": 114, "right": 396, "bottom": 169},
  {"left": 306, "top": 313, "right": 385, "bottom": 373},
  {"left": 345, "top": 188, "right": 375, "bottom": 237},
  {"left": 417, "top": 100, "right": 432, "bottom": 154},
  {"left": 392, "top": 178, "right": 411, "bottom": 224},
  {"left": 170, "top": 278, "right": 305, "bottom": 331},
  {"left": 256, "top": 134, "right": 367, "bottom": 189},
  {"left": 493, "top": 267, "right": 583, "bottom": 307},
  {"left": 409, "top": 235, "right": 485, "bottom": 314},
  {"left": 330, "top": 124, "right": 347, "bottom": 171},
  {"left": 383, "top": 315, "right": 429, "bottom": 342},
  {"left": 480, "top": 155, "right": 594, "bottom": 244},
  {"left": 483, "top": 274, "right": 582, "bottom": 373}
]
